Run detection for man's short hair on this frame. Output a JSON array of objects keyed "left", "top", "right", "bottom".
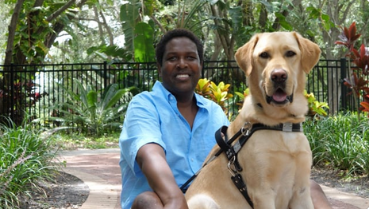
[{"left": 155, "top": 29, "right": 204, "bottom": 66}]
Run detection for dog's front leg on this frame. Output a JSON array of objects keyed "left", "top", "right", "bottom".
[
  {"left": 251, "top": 190, "right": 277, "bottom": 209},
  {"left": 187, "top": 194, "right": 220, "bottom": 209}
]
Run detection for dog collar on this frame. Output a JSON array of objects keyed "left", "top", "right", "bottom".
[{"left": 253, "top": 122, "right": 303, "bottom": 132}]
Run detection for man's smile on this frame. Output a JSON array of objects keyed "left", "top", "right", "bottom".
[{"left": 176, "top": 74, "right": 190, "bottom": 80}]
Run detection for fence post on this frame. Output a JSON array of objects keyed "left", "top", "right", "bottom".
[
  {"left": 10, "top": 63, "right": 14, "bottom": 121},
  {"left": 340, "top": 58, "right": 347, "bottom": 111},
  {"left": 202, "top": 61, "right": 205, "bottom": 78},
  {"left": 104, "top": 61, "right": 107, "bottom": 88}
]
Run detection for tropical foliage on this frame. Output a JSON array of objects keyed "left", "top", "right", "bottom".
[
  {"left": 48, "top": 79, "right": 136, "bottom": 136},
  {"left": 304, "top": 90, "right": 329, "bottom": 117},
  {"left": 335, "top": 22, "right": 369, "bottom": 118},
  {"left": 195, "top": 78, "right": 233, "bottom": 111}
]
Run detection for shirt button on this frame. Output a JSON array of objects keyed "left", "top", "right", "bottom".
[{"left": 191, "top": 158, "right": 194, "bottom": 162}]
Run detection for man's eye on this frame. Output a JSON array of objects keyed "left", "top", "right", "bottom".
[{"left": 168, "top": 56, "right": 177, "bottom": 61}]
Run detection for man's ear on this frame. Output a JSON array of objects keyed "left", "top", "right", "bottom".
[
  {"left": 234, "top": 34, "right": 259, "bottom": 76},
  {"left": 157, "top": 63, "right": 162, "bottom": 77}
]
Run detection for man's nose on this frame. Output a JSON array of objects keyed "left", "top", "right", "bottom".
[{"left": 177, "top": 58, "right": 188, "bottom": 68}]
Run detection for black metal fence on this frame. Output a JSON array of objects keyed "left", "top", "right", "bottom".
[{"left": 0, "top": 59, "right": 356, "bottom": 126}]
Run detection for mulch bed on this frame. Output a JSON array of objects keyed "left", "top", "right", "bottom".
[
  {"left": 18, "top": 171, "right": 89, "bottom": 209},
  {"left": 311, "top": 167, "right": 369, "bottom": 199}
]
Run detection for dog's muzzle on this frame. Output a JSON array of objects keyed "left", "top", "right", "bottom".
[{"left": 266, "top": 69, "right": 293, "bottom": 105}]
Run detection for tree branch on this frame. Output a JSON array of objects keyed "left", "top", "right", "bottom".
[
  {"left": 99, "top": 10, "right": 114, "bottom": 45},
  {"left": 94, "top": 6, "right": 104, "bottom": 43},
  {"left": 149, "top": 15, "right": 166, "bottom": 34},
  {"left": 46, "top": 0, "right": 76, "bottom": 22}
]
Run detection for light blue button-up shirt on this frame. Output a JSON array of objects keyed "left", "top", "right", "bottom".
[{"left": 119, "top": 81, "right": 229, "bottom": 209}]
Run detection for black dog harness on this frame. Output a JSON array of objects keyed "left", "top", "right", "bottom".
[{"left": 181, "top": 122, "right": 303, "bottom": 208}]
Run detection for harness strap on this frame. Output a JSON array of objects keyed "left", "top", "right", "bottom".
[
  {"left": 232, "top": 173, "right": 254, "bottom": 208},
  {"left": 215, "top": 125, "right": 254, "bottom": 208}
]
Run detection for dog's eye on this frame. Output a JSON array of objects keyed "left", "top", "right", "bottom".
[
  {"left": 285, "top": 51, "right": 296, "bottom": 57},
  {"left": 259, "top": 52, "right": 269, "bottom": 59}
]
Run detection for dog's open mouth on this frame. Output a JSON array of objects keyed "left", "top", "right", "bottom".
[{"left": 266, "top": 88, "right": 293, "bottom": 105}]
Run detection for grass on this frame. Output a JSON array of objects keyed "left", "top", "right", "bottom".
[
  {"left": 49, "top": 130, "right": 120, "bottom": 150},
  {"left": 304, "top": 112, "right": 369, "bottom": 176}
]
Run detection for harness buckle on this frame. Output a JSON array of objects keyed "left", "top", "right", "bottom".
[
  {"left": 241, "top": 122, "right": 252, "bottom": 136},
  {"left": 282, "top": 122, "right": 293, "bottom": 132},
  {"left": 227, "top": 155, "right": 238, "bottom": 176}
]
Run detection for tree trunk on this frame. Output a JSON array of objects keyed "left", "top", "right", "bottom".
[
  {"left": 1, "top": 0, "right": 24, "bottom": 124},
  {"left": 4, "top": 0, "right": 24, "bottom": 66}
]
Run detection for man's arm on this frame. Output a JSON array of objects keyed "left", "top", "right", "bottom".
[{"left": 136, "top": 143, "right": 188, "bottom": 209}]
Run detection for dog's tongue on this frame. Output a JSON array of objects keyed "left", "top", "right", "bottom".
[{"left": 273, "top": 91, "right": 287, "bottom": 102}]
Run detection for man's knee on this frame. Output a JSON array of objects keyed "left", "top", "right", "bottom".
[
  {"left": 132, "top": 191, "right": 163, "bottom": 209},
  {"left": 310, "top": 180, "right": 332, "bottom": 209},
  {"left": 310, "top": 179, "right": 324, "bottom": 193}
]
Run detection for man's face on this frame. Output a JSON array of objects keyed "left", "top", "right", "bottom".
[{"left": 158, "top": 37, "right": 202, "bottom": 96}]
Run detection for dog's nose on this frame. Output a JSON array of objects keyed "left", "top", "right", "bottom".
[{"left": 271, "top": 69, "right": 287, "bottom": 83}]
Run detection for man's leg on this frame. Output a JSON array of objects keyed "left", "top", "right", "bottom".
[
  {"left": 311, "top": 180, "right": 332, "bottom": 209},
  {"left": 132, "top": 191, "right": 163, "bottom": 209}
]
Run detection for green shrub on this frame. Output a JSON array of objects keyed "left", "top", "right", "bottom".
[
  {"left": 0, "top": 117, "right": 61, "bottom": 208},
  {"left": 304, "top": 112, "right": 369, "bottom": 176}
]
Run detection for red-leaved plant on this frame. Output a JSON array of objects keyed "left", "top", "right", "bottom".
[{"left": 335, "top": 22, "right": 369, "bottom": 117}]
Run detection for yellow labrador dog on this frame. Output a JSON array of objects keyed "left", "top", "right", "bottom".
[{"left": 185, "top": 32, "right": 321, "bottom": 209}]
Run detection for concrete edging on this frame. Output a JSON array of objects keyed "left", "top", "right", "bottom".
[
  {"left": 321, "top": 184, "right": 369, "bottom": 209},
  {"left": 62, "top": 167, "right": 120, "bottom": 209}
]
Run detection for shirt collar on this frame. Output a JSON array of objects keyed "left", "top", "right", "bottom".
[{"left": 153, "top": 81, "right": 206, "bottom": 108}]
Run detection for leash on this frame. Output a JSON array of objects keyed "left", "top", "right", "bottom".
[{"left": 180, "top": 122, "right": 303, "bottom": 208}]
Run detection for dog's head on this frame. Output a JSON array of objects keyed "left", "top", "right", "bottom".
[{"left": 235, "top": 32, "right": 321, "bottom": 124}]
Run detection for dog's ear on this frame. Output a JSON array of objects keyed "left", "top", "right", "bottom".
[
  {"left": 235, "top": 34, "right": 259, "bottom": 76},
  {"left": 293, "top": 32, "right": 321, "bottom": 74}
]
